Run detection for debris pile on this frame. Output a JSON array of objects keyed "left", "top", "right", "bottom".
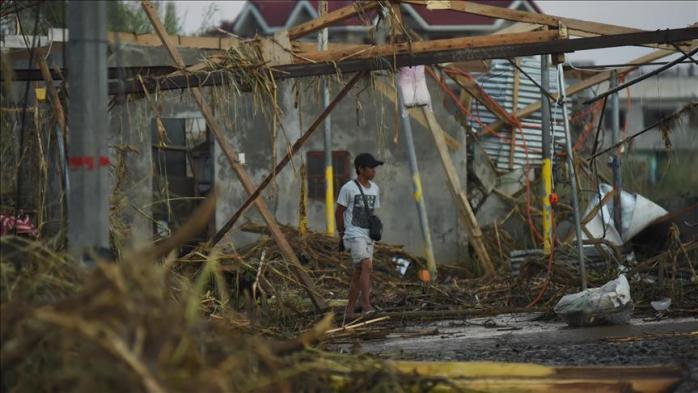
[{"left": 0, "top": 237, "right": 458, "bottom": 393}]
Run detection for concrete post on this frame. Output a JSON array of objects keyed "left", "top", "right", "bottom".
[{"left": 67, "top": 1, "right": 110, "bottom": 260}]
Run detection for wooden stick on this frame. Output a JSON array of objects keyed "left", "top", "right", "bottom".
[
  {"left": 300, "top": 30, "right": 560, "bottom": 63},
  {"left": 108, "top": 31, "right": 239, "bottom": 50},
  {"left": 37, "top": 54, "right": 66, "bottom": 141},
  {"left": 210, "top": 72, "right": 365, "bottom": 246},
  {"left": 404, "top": 0, "right": 690, "bottom": 51},
  {"left": 421, "top": 107, "right": 495, "bottom": 275},
  {"left": 140, "top": 0, "right": 328, "bottom": 312},
  {"left": 287, "top": 1, "right": 380, "bottom": 40},
  {"left": 510, "top": 58, "right": 521, "bottom": 169},
  {"left": 444, "top": 68, "right": 518, "bottom": 128},
  {"left": 326, "top": 316, "right": 391, "bottom": 334}
]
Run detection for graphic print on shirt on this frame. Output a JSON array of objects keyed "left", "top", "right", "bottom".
[{"left": 351, "top": 194, "right": 376, "bottom": 228}]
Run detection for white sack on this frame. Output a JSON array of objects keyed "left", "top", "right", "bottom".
[{"left": 398, "top": 65, "right": 432, "bottom": 109}]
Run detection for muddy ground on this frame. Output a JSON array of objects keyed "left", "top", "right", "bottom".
[{"left": 336, "top": 314, "right": 698, "bottom": 392}]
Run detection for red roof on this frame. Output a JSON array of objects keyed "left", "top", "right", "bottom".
[{"left": 239, "top": 0, "right": 541, "bottom": 29}]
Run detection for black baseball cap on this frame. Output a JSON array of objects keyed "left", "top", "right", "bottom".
[{"left": 354, "top": 153, "right": 384, "bottom": 170}]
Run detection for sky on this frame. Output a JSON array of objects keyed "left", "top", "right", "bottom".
[{"left": 175, "top": 0, "right": 698, "bottom": 65}]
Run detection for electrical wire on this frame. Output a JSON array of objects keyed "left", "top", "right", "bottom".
[{"left": 507, "top": 58, "right": 557, "bottom": 103}]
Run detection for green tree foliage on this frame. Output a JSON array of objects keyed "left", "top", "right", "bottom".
[
  {"left": 107, "top": 1, "right": 182, "bottom": 35},
  {"left": 163, "top": 2, "right": 182, "bottom": 35},
  {"left": 2, "top": 1, "right": 182, "bottom": 36}
]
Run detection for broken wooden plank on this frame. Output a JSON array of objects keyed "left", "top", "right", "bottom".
[
  {"left": 408, "top": 0, "right": 691, "bottom": 51},
  {"left": 140, "top": 0, "right": 328, "bottom": 312},
  {"left": 108, "top": 31, "right": 240, "bottom": 50},
  {"left": 260, "top": 31, "right": 294, "bottom": 66},
  {"left": 444, "top": 68, "right": 518, "bottom": 128},
  {"left": 421, "top": 107, "right": 495, "bottom": 275},
  {"left": 300, "top": 30, "right": 560, "bottom": 63},
  {"left": 287, "top": 1, "right": 380, "bottom": 40},
  {"left": 109, "top": 27, "right": 698, "bottom": 95}
]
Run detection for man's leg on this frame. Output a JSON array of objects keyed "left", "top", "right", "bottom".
[
  {"left": 359, "top": 258, "right": 373, "bottom": 312},
  {"left": 345, "top": 266, "right": 362, "bottom": 320}
]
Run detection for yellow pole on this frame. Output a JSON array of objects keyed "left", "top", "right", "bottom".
[
  {"left": 542, "top": 158, "right": 553, "bottom": 254},
  {"left": 319, "top": 0, "right": 336, "bottom": 236},
  {"left": 325, "top": 165, "right": 336, "bottom": 235},
  {"left": 541, "top": 55, "right": 553, "bottom": 255}
]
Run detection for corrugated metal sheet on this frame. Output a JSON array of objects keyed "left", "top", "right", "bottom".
[{"left": 469, "top": 57, "right": 569, "bottom": 170}]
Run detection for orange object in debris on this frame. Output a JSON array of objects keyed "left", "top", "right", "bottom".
[
  {"left": 549, "top": 193, "right": 559, "bottom": 206},
  {"left": 419, "top": 269, "right": 431, "bottom": 283}
]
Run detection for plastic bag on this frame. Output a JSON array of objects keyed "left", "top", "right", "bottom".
[
  {"left": 554, "top": 274, "right": 633, "bottom": 327},
  {"left": 398, "top": 65, "right": 432, "bottom": 109}
]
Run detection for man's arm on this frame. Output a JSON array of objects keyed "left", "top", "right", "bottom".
[{"left": 335, "top": 205, "right": 346, "bottom": 238}]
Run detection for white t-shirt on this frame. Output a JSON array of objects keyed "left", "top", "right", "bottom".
[{"left": 337, "top": 179, "right": 380, "bottom": 240}]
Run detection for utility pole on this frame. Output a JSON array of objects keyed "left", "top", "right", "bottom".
[
  {"left": 557, "top": 64, "right": 587, "bottom": 289},
  {"left": 397, "top": 89, "right": 437, "bottom": 279},
  {"left": 318, "top": 0, "right": 336, "bottom": 236},
  {"left": 67, "top": 1, "right": 110, "bottom": 261},
  {"left": 610, "top": 70, "right": 623, "bottom": 236},
  {"left": 540, "top": 55, "right": 553, "bottom": 255}
]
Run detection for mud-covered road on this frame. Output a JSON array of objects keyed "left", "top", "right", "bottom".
[{"left": 339, "top": 314, "right": 698, "bottom": 392}]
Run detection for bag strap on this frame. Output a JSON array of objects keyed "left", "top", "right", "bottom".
[{"left": 353, "top": 180, "right": 373, "bottom": 213}]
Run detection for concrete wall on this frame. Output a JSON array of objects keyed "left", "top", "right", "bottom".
[{"left": 207, "top": 75, "right": 473, "bottom": 264}]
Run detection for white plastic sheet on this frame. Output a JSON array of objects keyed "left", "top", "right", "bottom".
[
  {"left": 554, "top": 274, "right": 634, "bottom": 327},
  {"left": 579, "top": 184, "right": 668, "bottom": 245}
]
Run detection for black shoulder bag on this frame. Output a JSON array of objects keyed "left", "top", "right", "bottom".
[{"left": 354, "top": 180, "right": 383, "bottom": 242}]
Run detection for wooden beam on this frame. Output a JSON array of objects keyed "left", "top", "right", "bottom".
[
  {"left": 110, "top": 27, "right": 698, "bottom": 95},
  {"left": 210, "top": 72, "right": 365, "bottom": 247},
  {"left": 140, "top": 0, "right": 328, "bottom": 312},
  {"left": 510, "top": 57, "right": 520, "bottom": 169},
  {"left": 108, "top": 31, "right": 240, "bottom": 50},
  {"left": 299, "top": 30, "right": 560, "bottom": 63},
  {"left": 421, "top": 108, "right": 495, "bottom": 275},
  {"left": 287, "top": 1, "right": 379, "bottom": 40},
  {"left": 444, "top": 68, "right": 518, "bottom": 128},
  {"left": 485, "top": 44, "right": 698, "bottom": 132},
  {"left": 406, "top": 0, "right": 690, "bottom": 51}
]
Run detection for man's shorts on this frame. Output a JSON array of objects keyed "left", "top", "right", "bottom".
[{"left": 343, "top": 237, "right": 374, "bottom": 265}]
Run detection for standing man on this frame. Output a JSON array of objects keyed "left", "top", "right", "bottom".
[{"left": 336, "top": 153, "right": 383, "bottom": 320}]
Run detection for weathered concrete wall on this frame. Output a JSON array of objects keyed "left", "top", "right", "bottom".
[
  {"left": 111, "top": 73, "right": 474, "bottom": 263},
  {"left": 209, "top": 75, "right": 473, "bottom": 264}
]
